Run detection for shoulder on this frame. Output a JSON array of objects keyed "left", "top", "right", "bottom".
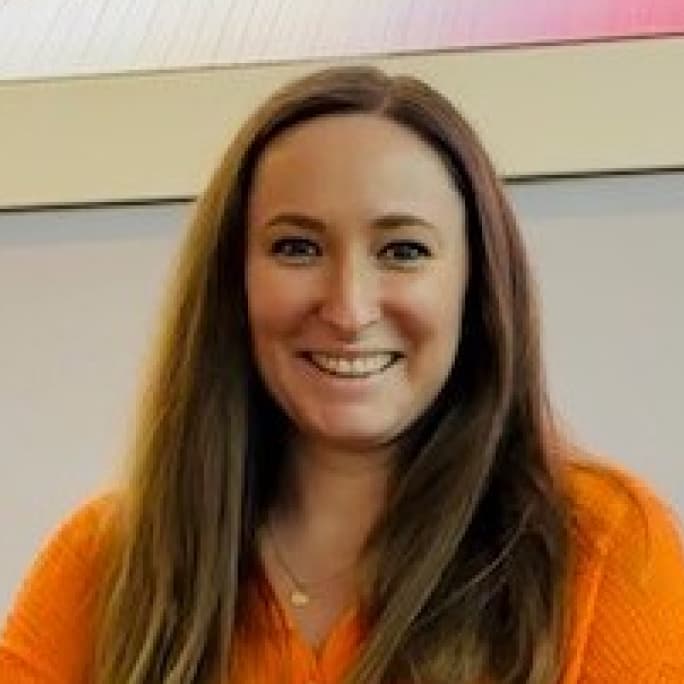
[
  {"left": 559, "top": 451, "right": 684, "bottom": 679},
  {"left": 26, "top": 492, "right": 122, "bottom": 582},
  {"left": 0, "top": 492, "right": 122, "bottom": 681},
  {"left": 15, "top": 490, "right": 121, "bottom": 589},
  {"left": 46, "top": 491, "right": 120, "bottom": 549},
  {"left": 562, "top": 452, "right": 683, "bottom": 568}
]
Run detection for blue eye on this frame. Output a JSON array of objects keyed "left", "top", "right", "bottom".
[
  {"left": 379, "top": 241, "right": 431, "bottom": 262},
  {"left": 270, "top": 237, "right": 321, "bottom": 260}
]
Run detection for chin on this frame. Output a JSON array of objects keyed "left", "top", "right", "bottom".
[{"left": 309, "top": 420, "right": 402, "bottom": 450}]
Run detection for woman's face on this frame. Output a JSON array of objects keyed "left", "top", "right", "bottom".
[{"left": 246, "top": 113, "right": 469, "bottom": 452}]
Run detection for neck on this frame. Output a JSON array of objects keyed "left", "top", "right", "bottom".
[{"left": 271, "top": 436, "right": 393, "bottom": 558}]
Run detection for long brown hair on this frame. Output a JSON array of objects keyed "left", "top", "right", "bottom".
[{"left": 94, "top": 66, "right": 573, "bottom": 683}]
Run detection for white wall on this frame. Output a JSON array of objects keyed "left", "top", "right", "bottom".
[
  {"left": 1, "top": 173, "right": 683, "bottom": 614},
  {"left": 511, "top": 173, "right": 684, "bottom": 503},
  {"left": 0, "top": 203, "right": 189, "bottom": 614}
]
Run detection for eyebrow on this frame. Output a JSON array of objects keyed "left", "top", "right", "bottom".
[
  {"left": 262, "top": 212, "right": 437, "bottom": 232},
  {"left": 263, "top": 212, "right": 326, "bottom": 233}
]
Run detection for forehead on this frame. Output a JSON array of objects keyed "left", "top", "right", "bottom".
[{"left": 248, "top": 113, "right": 464, "bottom": 226}]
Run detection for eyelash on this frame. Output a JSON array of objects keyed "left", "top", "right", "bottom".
[
  {"left": 269, "top": 237, "right": 432, "bottom": 263},
  {"left": 270, "top": 237, "right": 320, "bottom": 259}
]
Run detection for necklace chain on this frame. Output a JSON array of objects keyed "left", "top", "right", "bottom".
[{"left": 264, "top": 520, "right": 357, "bottom": 608}]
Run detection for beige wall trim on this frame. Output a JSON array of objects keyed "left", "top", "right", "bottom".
[{"left": 2, "top": 37, "right": 683, "bottom": 208}]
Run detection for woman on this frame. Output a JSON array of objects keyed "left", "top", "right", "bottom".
[{"left": 2, "top": 66, "right": 683, "bottom": 684}]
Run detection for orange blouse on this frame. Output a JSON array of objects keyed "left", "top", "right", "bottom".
[{"left": 2, "top": 457, "right": 684, "bottom": 683}]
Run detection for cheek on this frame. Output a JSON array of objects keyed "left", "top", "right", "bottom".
[
  {"left": 387, "top": 272, "right": 465, "bottom": 358},
  {"left": 246, "top": 257, "right": 315, "bottom": 341}
]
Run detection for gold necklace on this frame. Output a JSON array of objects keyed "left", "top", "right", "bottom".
[{"left": 264, "top": 520, "right": 357, "bottom": 608}]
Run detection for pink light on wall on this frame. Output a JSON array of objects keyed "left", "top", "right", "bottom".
[
  {"left": 3, "top": 0, "right": 684, "bottom": 81},
  {"left": 405, "top": 0, "right": 684, "bottom": 51}
]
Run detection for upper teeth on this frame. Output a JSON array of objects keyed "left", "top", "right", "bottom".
[{"left": 308, "top": 352, "right": 395, "bottom": 376}]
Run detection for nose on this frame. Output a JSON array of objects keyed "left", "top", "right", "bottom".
[{"left": 317, "top": 253, "right": 381, "bottom": 339}]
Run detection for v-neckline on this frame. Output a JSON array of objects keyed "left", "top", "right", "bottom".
[{"left": 252, "top": 552, "right": 363, "bottom": 658}]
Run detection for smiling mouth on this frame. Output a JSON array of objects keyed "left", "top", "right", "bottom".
[{"left": 300, "top": 351, "right": 402, "bottom": 378}]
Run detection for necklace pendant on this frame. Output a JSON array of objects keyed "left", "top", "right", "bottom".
[{"left": 290, "top": 589, "right": 310, "bottom": 607}]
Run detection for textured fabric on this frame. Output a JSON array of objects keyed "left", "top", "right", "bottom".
[{"left": 2, "top": 457, "right": 684, "bottom": 683}]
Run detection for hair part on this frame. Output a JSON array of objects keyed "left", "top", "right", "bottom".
[{"left": 94, "top": 65, "right": 573, "bottom": 684}]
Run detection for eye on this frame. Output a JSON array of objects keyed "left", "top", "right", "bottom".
[
  {"left": 270, "top": 237, "right": 321, "bottom": 261},
  {"left": 379, "top": 241, "right": 432, "bottom": 263}
]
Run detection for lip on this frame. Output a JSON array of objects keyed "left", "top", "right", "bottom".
[
  {"left": 297, "top": 350, "right": 404, "bottom": 360},
  {"left": 295, "top": 351, "right": 402, "bottom": 392}
]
